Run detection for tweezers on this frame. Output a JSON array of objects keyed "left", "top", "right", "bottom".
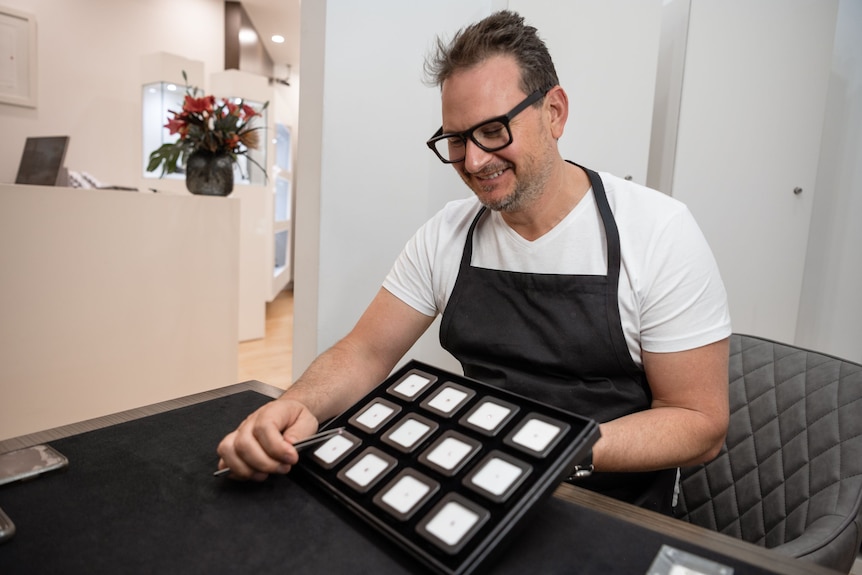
[{"left": 213, "top": 426, "right": 346, "bottom": 477}]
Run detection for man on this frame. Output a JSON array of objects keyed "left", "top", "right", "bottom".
[{"left": 217, "top": 10, "right": 731, "bottom": 514}]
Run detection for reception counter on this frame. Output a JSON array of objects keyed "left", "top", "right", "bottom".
[{"left": 0, "top": 184, "right": 240, "bottom": 439}]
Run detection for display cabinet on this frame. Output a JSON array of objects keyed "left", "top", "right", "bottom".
[
  {"left": 208, "top": 70, "right": 274, "bottom": 341},
  {"left": 271, "top": 122, "right": 293, "bottom": 299},
  {"left": 140, "top": 59, "right": 294, "bottom": 341},
  {"left": 140, "top": 53, "right": 205, "bottom": 184},
  {"left": 141, "top": 81, "right": 185, "bottom": 179},
  {"left": 212, "top": 72, "right": 295, "bottom": 305}
]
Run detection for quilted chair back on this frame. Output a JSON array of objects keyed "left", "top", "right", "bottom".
[{"left": 674, "top": 334, "right": 862, "bottom": 573}]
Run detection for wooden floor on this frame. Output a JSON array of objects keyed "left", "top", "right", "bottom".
[{"left": 237, "top": 289, "right": 294, "bottom": 390}]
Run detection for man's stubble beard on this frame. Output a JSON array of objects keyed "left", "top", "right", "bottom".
[{"left": 461, "top": 148, "right": 554, "bottom": 213}]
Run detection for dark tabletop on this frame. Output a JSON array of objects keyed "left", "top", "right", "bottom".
[{"left": 0, "top": 385, "right": 838, "bottom": 575}]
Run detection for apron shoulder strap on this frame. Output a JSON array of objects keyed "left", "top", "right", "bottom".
[{"left": 459, "top": 206, "right": 487, "bottom": 270}]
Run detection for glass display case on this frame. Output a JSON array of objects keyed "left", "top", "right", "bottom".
[
  {"left": 141, "top": 81, "right": 185, "bottom": 179},
  {"left": 272, "top": 122, "right": 293, "bottom": 294},
  {"left": 140, "top": 52, "right": 204, "bottom": 185},
  {"left": 229, "top": 97, "right": 268, "bottom": 187}
]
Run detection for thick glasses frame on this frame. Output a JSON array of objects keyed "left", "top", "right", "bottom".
[{"left": 426, "top": 87, "right": 550, "bottom": 164}]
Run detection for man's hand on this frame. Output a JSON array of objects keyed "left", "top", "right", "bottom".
[
  {"left": 216, "top": 398, "right": 320, "bottom": 481},
  {"left": 215, "top": 288, "right": 435, "bottom": 480}
]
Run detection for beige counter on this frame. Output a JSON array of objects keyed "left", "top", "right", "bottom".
[{"left": 0, "top": 184, "right": 240, "bottom": 439}]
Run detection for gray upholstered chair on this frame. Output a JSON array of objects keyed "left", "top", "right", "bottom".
[{"left": 674, "top": 333, "right": 862, "bottom": 573}]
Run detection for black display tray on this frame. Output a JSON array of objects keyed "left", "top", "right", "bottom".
[{"left": 295, "top": 359, "right": 600, "bottom": 575}]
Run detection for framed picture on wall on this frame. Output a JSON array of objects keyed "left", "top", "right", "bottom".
[{"left": 0, "top": 6, "right": 37, "bottom": 108}]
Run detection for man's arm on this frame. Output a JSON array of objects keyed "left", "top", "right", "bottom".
[
  {"left": 591, "top": 338, "right": 730, "bottom": 473},
  {"left": 217, "top": 288, "right": 435, "bottom": 480}
]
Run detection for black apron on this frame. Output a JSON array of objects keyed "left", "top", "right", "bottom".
[{"left": 439, "top": 165, "right": 676, "bottom": 514}]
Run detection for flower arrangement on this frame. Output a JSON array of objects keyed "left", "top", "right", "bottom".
[{"left": 147, "top": 72, "right": 268, "bottom": 177}]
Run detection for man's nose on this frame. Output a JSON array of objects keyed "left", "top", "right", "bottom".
[{"left": 462, "top": 139, "right": 494, "bottom": 173}]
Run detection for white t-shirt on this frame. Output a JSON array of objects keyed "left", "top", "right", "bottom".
[{"left": 383, "top": 171, "right": 731, "bottom": 367}]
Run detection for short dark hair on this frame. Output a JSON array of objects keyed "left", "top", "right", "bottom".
[{"left": 424, "top": 10, "right": 559, "bottom": 96}]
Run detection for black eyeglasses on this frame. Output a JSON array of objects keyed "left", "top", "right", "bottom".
[{"left": 426, "top": 87, "right": 551, "bottom": 164}]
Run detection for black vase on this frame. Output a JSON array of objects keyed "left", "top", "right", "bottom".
[{"left": 185, "top": 150, "right": 234, "bottom": 196}]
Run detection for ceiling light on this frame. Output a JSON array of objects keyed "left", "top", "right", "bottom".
[
  {"left": 238, "top": 28, "right": 258, "bottom": 44},
  {"left": 271, "top": 34, "right": 285, "bottom": 44}
]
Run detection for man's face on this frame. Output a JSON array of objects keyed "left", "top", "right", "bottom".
[{"left": 440, "top": 55, "right": 554, "bottom": 213}]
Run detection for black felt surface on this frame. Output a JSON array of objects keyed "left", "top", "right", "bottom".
[{"left": 0, "top": 391, "right": 786, "bottom": 574}]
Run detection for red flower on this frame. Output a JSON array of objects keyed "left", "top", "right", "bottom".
[
  {"left": 224, "top": 134, "right": 240, "bottom": 149},
  {"left": 165, "top": 116, "right": 187, "bottom": 136},
  {"left": 183, "top": 94, "right": 215, "bottom": 114},
  {"left": 146, "top": 70, "right": 269, "bottom": 177}
]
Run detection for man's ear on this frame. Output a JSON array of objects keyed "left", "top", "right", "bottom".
[{"left": 545, "top": 85, "right": 569, "bottom": 140}]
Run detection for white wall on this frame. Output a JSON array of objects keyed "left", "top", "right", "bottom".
[
  {"left": 0, "top": 0, "right": 225, "bottom": 188},
  {"left": 293, "top": 0, "right": 502, "bottom": 377},
  {"left": 293, "top": 0, "right": 661, "bottom": 379},
  {"left": 650, "top": 0, "right": 838, "bottom": 346},
  {"left": 1, "top": 1, "right": 301, "bottom": 346},
  {"left": 2, "top": 0, "right": 857, "bottom": 405},
  {"left": 796, "top": 0, "right": 862, "bottom": 363},
  {"left": 295, "top": 0, "right": 862, "bottom": 379},
  {"left": 510, "top": 0, "right": 662, "bottom": 185}
]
